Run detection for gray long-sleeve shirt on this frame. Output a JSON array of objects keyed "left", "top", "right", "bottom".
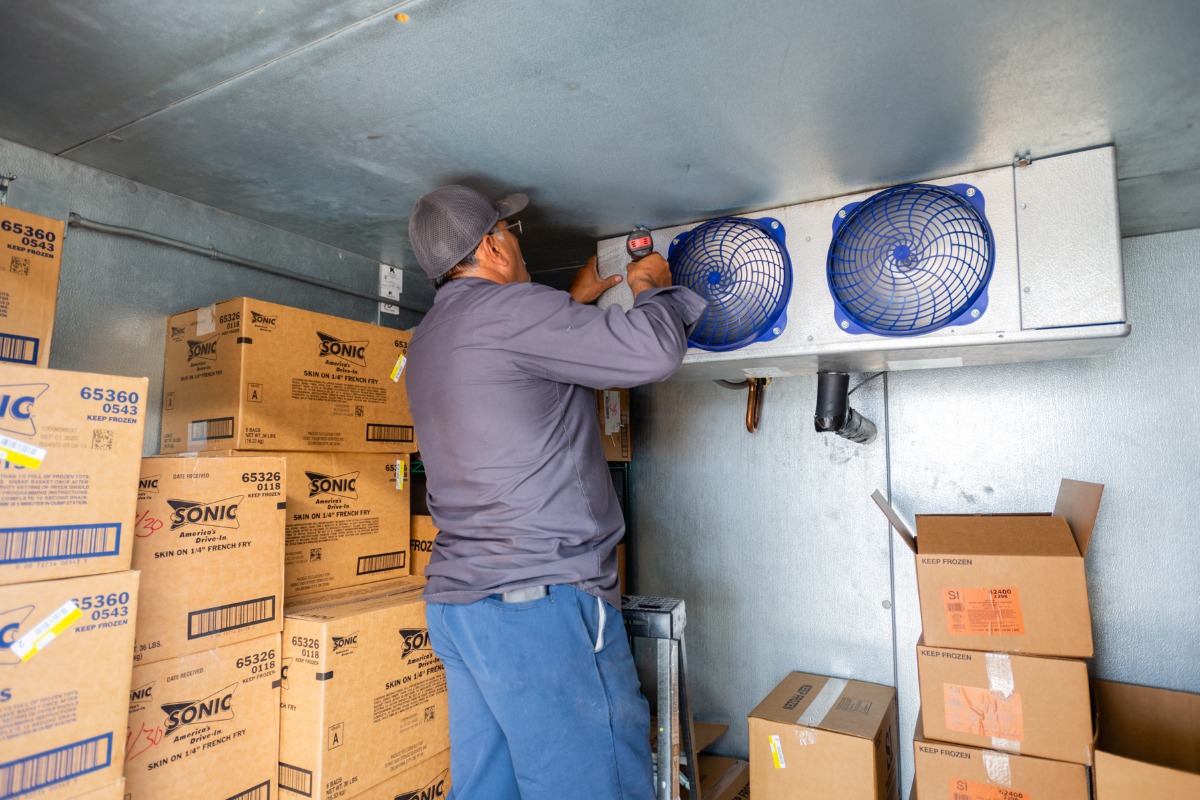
[{"left": 405, "top": 277, "right": 707, "bottom": 608}]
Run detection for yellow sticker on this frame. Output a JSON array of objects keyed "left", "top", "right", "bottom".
[
  {"left": 395, "top": 459, "right": 407, "bottom": 490},
  {"left": 769, "top": 734, "right": 786, "bottom": 769},
  {"left": 11, "top": 601, "right": 81, "bottom": 661},
  {"left": 390, "top": 354, "right": 407, "bottom": 382},
  {"left": 0, "top": 434, "right": 46, "bottom": 469}
]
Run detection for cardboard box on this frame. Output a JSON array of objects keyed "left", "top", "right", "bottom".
[
  {"left": 159, "top": 298, "right": 415, "bottom": 454},
  {"left": 410, "top": 515, "right": 437, "bottom": 578},
  {"left": 351, "top": 749, "right": 451, "bottom": 800},
  {"left": 747, "top": 671, "right": 899, "bottom": 800},
  {"left": 0, "top": 364, "right": 148, "bottom": 585},
  {"left": 66, "top": 778, "right": 124, "bottom": 800},
  {"left": 0, "top": 206, "right": 63, "bottom": 369},
  {"left": 125, "top": 632, "right": 281, "bottom": 800},
  {"left": 199, "top": 450, "right": 411, "bottom": 596},
  {"left": 596, "top": 388, "right": 632, "bottom": 462},
  {"left": 1092, "top": 679, "right": 1200, "bottom": 799},
  {"left": 914, "top": 732, "right": 1089, "bottom": 800},
  {"left": 279, "top": 578, "right": 449, "bottom": 800},
  {"left": 132, "top": 456, "right": 285, "bottom": 664},
  {"left": 706, "top": 762, "right": 750, "bottom": 800},
  {"left": 873, "top": 479, "right": 1102, "bottom": 657},
  {"left": 275, "top": 451, "right": 409, "bottom": 596},
  {"left": 915, "top": 644, "right": 1093, "bottom": 765},
  {"left": 1, "top": 570, "right": 140, "bottom": 800},
  {"left": 684, "top": 756, "right": 749, "bottom": 800}
]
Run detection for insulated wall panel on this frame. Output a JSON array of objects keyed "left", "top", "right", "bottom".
[{"left": 632, "top": 375, "right": 894, "bottom": 758}]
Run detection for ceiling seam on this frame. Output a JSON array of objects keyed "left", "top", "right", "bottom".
[{"left": 56, "top": 0, "right": 421, "bottom": 158}]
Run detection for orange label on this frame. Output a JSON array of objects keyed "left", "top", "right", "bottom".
[
  {"left": 943, "top": 588, "right": 1026, "bottom": 636},
  {"left": 951, "top": 778, "right": 1030, "bottom": 800},
  {"left": 943, "top": 684, "right": 1025, "bottom": 741}
]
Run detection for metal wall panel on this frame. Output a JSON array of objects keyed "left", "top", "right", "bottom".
[
  {"left": 0, "top": 137, "right": 427, "bottom": 454},
  {"left": 632, "top": 228, "right": 1200, "bottom": 797},
  {"left": 631, "top": 374, "right": 895, "bottom": 758}
]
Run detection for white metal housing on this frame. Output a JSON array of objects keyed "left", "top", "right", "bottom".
[{"left": 596, "top": 147, "right": 1128, "bottom": 381}]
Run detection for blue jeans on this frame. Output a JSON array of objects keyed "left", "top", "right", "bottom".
[{"left": 426, "top": 585, "right": 654, "bottom": 800}]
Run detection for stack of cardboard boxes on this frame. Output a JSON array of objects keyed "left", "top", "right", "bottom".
[
  {"left": 133, "top": 296, "right": 449, "bottom": 800},
  {"left": 2, "top": 208, "right": 144, "bottom": 800},
  {"left": 878, "top": 481, "right": 1101, "bottom": 799}
]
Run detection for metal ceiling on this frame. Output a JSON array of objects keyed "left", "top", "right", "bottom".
[{"left": 3, "top": 0, "right": 1199, "bottom": 295}]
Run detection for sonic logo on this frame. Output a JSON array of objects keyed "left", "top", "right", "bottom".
[
  {"left": 394, "top": 769, "right": 449, "bottom": 800},
  {"left": 187, "top": 335, "right": 219, "bottom": 362},
  {"left": 0, "top": 605, "right": 34, "bottom": 666},
  {"left": 0, "top": 383, "right": 48, "bottom": 437},
  {"left": 398, "top": 629, "right": 431, "bottom": 659},
  {"left": 139, "top": 475, "right": 161, "bottom": 493},
  {"left": 250, "top": 310, "right": 277, "bottom": 327},
  {"left": 171, "top": 325, "right": 186, "bottom": 338},
  {"left": 331, "top": 633, "right": 359, "bottom": 656},
  {"left": 317, "top": 331, "right": 368, "bottom": 366},
  {"left": 306, "top": 470, "right": 359, "bottom": 500},
  {"left": 302, "top": 470, "right": 357, "bottom": 501},
  {"left": 279, "top": 658, "right": 290, "bottom": 691},
  {"left": 129, "top": 681, "right": 156, "bottom": 712},
  {"left": 166, "top": 496, "right": 243, "bottom": 531},
  {"left": 161, "top": 683, "right": 237, "bottom": 734}
]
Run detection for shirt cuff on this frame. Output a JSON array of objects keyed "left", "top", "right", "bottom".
[{"left": 633, "top": 285, "right": 709, "bottom": 328}]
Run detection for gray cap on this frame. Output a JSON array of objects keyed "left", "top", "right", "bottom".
[{"left": 408, "top": 185, "right": 529, "bottom": 280}]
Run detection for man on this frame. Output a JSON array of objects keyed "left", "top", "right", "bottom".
[{"left": 405, "top": 184, "right": 706, "bottom": 800}]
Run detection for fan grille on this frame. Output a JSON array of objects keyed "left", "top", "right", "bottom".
[
  {"left": 828, "top": 184, "right": 994, "bottom": 336},
  {"left": 669, "top": 217, "right": 791, "bottom": 351}
]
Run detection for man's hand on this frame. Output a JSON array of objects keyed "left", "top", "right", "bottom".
[
  {"left": 569, "top": 256, "right": 623, "bottom": 304},
  {"left": 626, "top": 252, "right": 672, "bottom": 299}
]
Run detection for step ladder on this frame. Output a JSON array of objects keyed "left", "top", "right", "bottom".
[{"left": 621, "top": 595, "right": 702, "bottom": 800}]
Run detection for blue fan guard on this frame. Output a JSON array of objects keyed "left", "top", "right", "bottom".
[
  {"left": 668, "top": 217, "right": 792, "bottom": 352},
  {"left": 827, "top": 183, "right": 994, "bottom": 337}
]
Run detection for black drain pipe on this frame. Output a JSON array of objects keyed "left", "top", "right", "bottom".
[{"left": 814, "top": 372, "right": 877, "bottom": 444}]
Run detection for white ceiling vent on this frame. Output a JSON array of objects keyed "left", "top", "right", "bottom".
[{"left": 596, "top": 146, "right": 1128, "bottom": 382}]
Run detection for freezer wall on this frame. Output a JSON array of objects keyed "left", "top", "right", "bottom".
[
  {"left": 632, "top": 226, "right": 1200, "bottom": 798},
  {"left": 0, "top": 136, "right": 428, "bottom": 455}
]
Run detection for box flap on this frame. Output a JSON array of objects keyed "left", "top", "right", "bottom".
[
  {"left": 1094, "top": 679, "right": 1200, "bottom": 775},
  {"left": 1053, "top": 479, "right": 1104, "bottom": 556},
  {"left": 871, "top": 490, "right": 916, "bottom": 553},
  {"left": 915, "top": 515, "right": 1080, "bottom": 557}
]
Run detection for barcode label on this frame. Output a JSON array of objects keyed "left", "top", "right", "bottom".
[
  {"left": 190, "top": 417, "right": 235, "bottom": 441},
  {"left": 228, "top": 781, "right": 271, "bottom": 800},
  {"left": 946, "top": 603, "right": 965, "bottom": 612},
  {"left": 365, "top": 423, "right": 414, "bottom": 443},
  {"left": 956, "top": 794, "right": 972, "bottom": 800},
  {"left": 0, "top": 524, "right": 122, "bottom": 564},
  {"left": 0, "top": 733, "right": 112, "bottom": 796},
  {"left": 357, "top": 550, "right": 407, "bottom": 575},
  {"left": 188, "top": 596, "right": 276, "bottom": 640},
  {"left": 0, "top": 333, "right": 39, "bottom": 365},
  {"left": 0, "top": 433, "right": 47, "bottom": 469},
  {"left": 278, "top": 762, "right": 313, "bottom": 796}
]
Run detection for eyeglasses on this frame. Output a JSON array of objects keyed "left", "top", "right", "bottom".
[{"left": 492, "top": 218, "right": 522, "bottom": 237}]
